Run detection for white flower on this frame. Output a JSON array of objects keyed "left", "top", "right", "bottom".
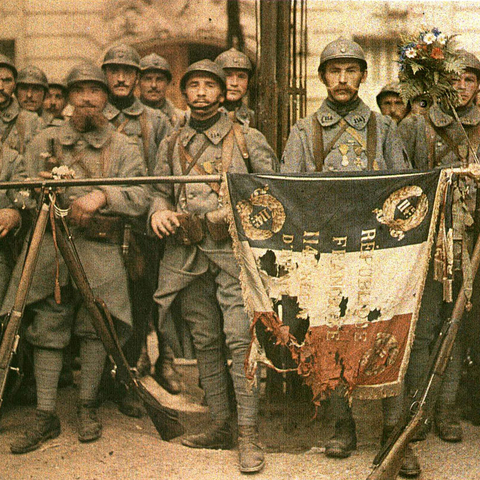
[
  {"left": 405, "top": 48, "right": 417, "bottom": 59},
  {"left": 52, "top": 165, "right": 75, "bottom": 179},
  {"left": 437, "top": 33, "right": 447, "bottom": 45},
  {"left": 423, "top": 32, "right": 436, "bottom": 44}
]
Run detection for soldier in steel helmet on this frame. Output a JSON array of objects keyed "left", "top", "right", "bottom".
[
  {"left": 215, "top": 47, "right": 255, "bottom": 127},
  {"left": 43, "top": 78, "right": 68, "bottom": 124},
  {"left": 16, "top": 66, "right": 50, "bottom": 124},
  {"left": 398, "top": 50, "right": 480, "bottom": 454},
  {"left": 376, "top": 82, "right": 410, "bottom": 124},
  {"left": 0, "top": 55, "right": 43, "bottom": 154},
  {"left": 281, "top": 37, "right": 417, "bottom": 477},
  {"left": 139, "top": 53, "right": 185, "bottom": 127},
  {"left": 150, "top": 59, "right": 277, "bottom": 473},
  {"left": 6, "top": 61, "right": 148, "bottom": 454},
  {"left": 101, "top": 44, "right": 180, "bottom": 413}
]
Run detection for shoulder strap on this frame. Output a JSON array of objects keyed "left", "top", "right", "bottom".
[
  {"left": 139, "top": 110, "right": 151, "bottom": 168},
  {"left": 15, "top": 114, "right": 26, "bottom": 155},
  {"left": 232, "top": 123, "right": 252, "bottom": 173},
  {"left": 166, "top": 130, "right": 181, "bottom": 172},
  {"left": 0, "top": 121, "right": 15, "bottom": 147},
  {"left": 366, "top": 112, "right": 378, "bottom": 170},
  {"left": 221, "top": 127, "right": 235, "bottom": 176},
  {"left": 312, "top": 117, "right": 325, "bottom": 172},
  {"left": 423, "top": 114, "right": 437, "bottom": 169}
]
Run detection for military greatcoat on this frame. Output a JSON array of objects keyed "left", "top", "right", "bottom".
[
  {"left": 281, "top": 98, "right": 409, "bottom": 172},
  {"left": 1, "top": 120, "right": 148, "bottom": 348},
  {"left": 0, "top": 98, "right": 43, "bottom": 154},
  {"left": 103, "top": 98, "right": 172, "bottom": 174},
  {"left": 0, "top": 146, "right": 32, "bottom": 301}
]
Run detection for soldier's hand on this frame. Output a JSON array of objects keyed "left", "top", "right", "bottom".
[
  {"left": 151, "top": 210, "right": 181, "bottom": 239},
  {"left": 0, "top": 208, "right": 21, "bottom": 238},
  {"left": 69, "top": 190, "right": 107, "bottom": 228}
]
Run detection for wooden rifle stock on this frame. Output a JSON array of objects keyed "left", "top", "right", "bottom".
[
  {"left": 0, "top": 201, "right": 50, "bottom": 409},
  {"left": 367, "top": 233, "right": 480, "bottom": 480},
  {"left": 53, "top": 215, "right": 184, "bottom": 441}
]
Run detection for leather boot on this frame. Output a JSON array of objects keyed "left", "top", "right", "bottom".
[
  {"left": 181, "top": 419, "right": 232, "bottom": 449},
  {"left": 435, "top": 405, "right": 463, "bottom": 442},
  {"left": 77, "top": 401, "right": 102, "bottom": 443},
  {"left": 382, "top": 427, "right": 421, "bottom": 478},
  {"left": 10, "top": 409, "right": 61, "bottom": 454},
  {"left": 238, "top": 425, "right": 265, "bottom": 473},
  {"left": 325, "top": 419, "right": 357, "bottom": 458},
  {"left": 118, "top": 388, "right": 143, "bottom": 418},
  {"left": 154, "top": 357, "right": 182, "bottom": 395}
]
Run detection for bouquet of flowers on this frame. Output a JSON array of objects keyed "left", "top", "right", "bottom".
[{"left": 398, "top": 28, "right": 465, "bottom": 107}]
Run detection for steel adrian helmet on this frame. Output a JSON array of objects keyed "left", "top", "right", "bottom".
[
  {"left": 215, "top": 48, "right": 254, "bottom": 75},
  {"left": 0, "top": 54, "right": 17, "bottom": 79},
  {"left": 140, "top": 53, "right": 172, "bottom": 82},
  {"left": 180, "top": 59, "right": 226, "bottom": 91},
  {"left": 47, "top": 77, "right": 67, "bottom": 93},
  {"left": 102, "top": 44, "right": 141, "bottom": 70},
  {"left": 459, "top": 50, "right": 480, "bottom": 78},
  {"left": 376, "top": 82, "right": 402, "bottom": 108},
  {"left": 318, "top": 37, "right": 367, "bottom": 72},
  {"left": 66, "top": 63, "right": 107, "bottom": 90},
  {"left": 16, "top": 66, "right": 48, "bottom": 90}
]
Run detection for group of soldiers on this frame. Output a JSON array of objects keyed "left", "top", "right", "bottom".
[{"left": 0, "top": 34, "right": 479, "bottom": 477}]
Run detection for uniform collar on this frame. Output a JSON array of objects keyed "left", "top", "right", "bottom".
[
  {"left": 161, "top": 99, "right": 175, "bottom": 119},
  {"left": 316, "top": 98, "right": 371, "bottom": 130},
  {"left": 58, "top": 120, "right": 114, "bottom": 148},
  {"left": 103, "top": 97, "right": 145, "bottom": 120},
  {"left": 180, "top": 111, "right": 233, "bottom": 146},
  {"left": 429, "top": 103, "right": 480, "bottom": 127},
  {"left": 0, "top": 97, "right": 20, "bottom": 123}
]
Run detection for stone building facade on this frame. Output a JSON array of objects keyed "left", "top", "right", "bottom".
[{"left": 1, "top": 1, "right": 480, "bottom": 116}]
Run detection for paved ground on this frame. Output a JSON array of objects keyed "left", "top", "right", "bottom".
[{"left": 1, "top": 359, "right": 480, "bottom": 480}]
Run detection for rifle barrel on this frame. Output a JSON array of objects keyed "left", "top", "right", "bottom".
[{"left": 0, "top": 175, "right": 222, "bottom": 190}]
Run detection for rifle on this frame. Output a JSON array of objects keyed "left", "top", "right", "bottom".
[
  {"left": 0, "top": 192, "right": 184, "bottom": 441},
  {"left": 0, "top": 195, "right": 50, "bottom": 408},
  {"left": 53, "top": 212, "right": 184, "bottom": 440},
  {"left": 367, "top": 232, "right": 480, "bottom": 480}
]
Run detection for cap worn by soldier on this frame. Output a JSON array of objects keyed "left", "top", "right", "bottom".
[
  {"left": 318, "top": 37, "right": 367, "bottom": 72},
  {"left": 459, "top": 49, "right": 480, "bottom": 78},
  {"left": 215, "top": 48, "right": 254, "bottom": 76},
  {"left": 376, "top": 82, "right": 402, "bottom": 108},
  {"left": 0, "top": 54, "right": 17, "bottom": 79},
  {"left": 102, "top": 44, "right": 141, "bottom": 70},
  {"left": 16, "top": 66, "right": 49, "bottom": 90},
  {"left": 66, "top": 62, "right": 107, "bottom": 91},
  {"left": 140, "top": 53, "right": 172, "bottom": 82},
  {"left": 180, "top": 59, "right": 226, "bottom": 91},
  {"left": 48, "top": 77, "right": 67, "bottom": 93}
]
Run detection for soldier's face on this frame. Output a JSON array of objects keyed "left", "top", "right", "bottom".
[
  {"left": 43, "top": 86, "right": 67, "bottom": 118},
  {"left": 183, "top": 73, "right": 225, "bottom": 119},
  {"left": 69, "top": 81, "right": 108, "bottom": 113},
  {"left": 16, "top": 84, "right": 46, "bottom": 112},
  {"left": 139, "top": 71, "right": 169, "bottom": 104},
  {"left": 0, "top": 67, "right": 15, "bottom": 108},
  {"left": 224, "top": 69, "right": 249, "bottom": 102},
  {"left": 104, "top": 65, "right": 138, "bottom": 98},
  {"left": 320, "top": 60, "right": 367, "bottom": 104},
  {"left": 452, "top": 70, "right": 479, "bottom": 108},
  {"left": 378, "top": 94, "right": 408, "bottom": 124}
]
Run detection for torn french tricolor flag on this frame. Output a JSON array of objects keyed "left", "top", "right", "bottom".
[{"left": 226, "top": 169, "right": 449, "bottom": 403}]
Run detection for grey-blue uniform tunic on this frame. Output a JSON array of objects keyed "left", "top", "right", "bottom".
[
  {"left": 281, "top": 99, "right": 409, "bottom": 172},
  {"left": 0, "top": 98, "right": 43, "bottom": 154},
  {"left": 151, "top": 113, "right": 277, "bottom": 424},
  {"left": 103, "top": 98, "right": 172, "bottom": 174},
  {"left": 0, "top": 120, "right": 148, "bottom": 349},
  {"left": 0, "top": 146, "right": 32, "bottom": 300}
]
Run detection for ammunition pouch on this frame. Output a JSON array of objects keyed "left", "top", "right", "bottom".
[
  {"left": 174, "top": 213, "right": 204, "bottom": 246},
  {"left": 205, "top": 215, "right": 230, "bottom": 242},
  {"left": 82, "top": 215, "right": 124, "bottom": 244}
]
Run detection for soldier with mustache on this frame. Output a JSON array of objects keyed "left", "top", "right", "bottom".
[
  {"left": 281, "top": 38, "right": 417, "bottom": 478},
  {"left": 0, "top": 55, "right": 43, "bottom": 154},
  {"left": 138, "top": 53, "right": 185, "bottom": 128}
]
